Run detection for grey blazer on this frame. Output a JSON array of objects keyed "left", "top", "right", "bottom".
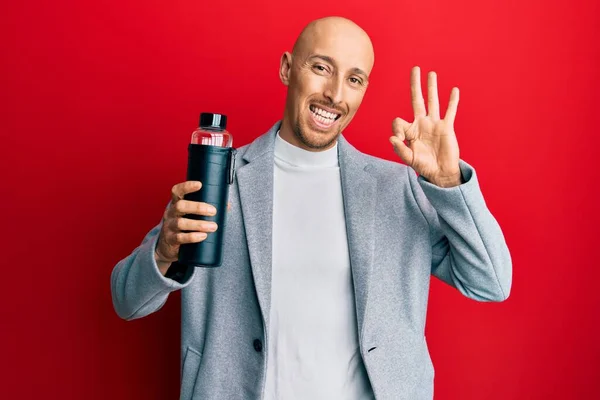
[{"left": 111, "top": 121, "right": 512, "bottom": 400}]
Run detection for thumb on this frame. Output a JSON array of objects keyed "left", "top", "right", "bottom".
[{"left": 389, "top": 136, "right": 413, "bottom": 166}]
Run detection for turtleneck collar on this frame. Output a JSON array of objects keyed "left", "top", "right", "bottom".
[{"left": 274, "top": 130, "right": 339, "bottom": 168}]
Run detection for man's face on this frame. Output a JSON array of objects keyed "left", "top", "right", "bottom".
[{"left": 280, "top": 23, "right": 374, "bottom": 150}]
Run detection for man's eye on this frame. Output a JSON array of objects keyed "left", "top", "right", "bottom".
[
  {"left": 313, "top": 65, "right": 327, "bottom": 72},
  {"left": 349, "top": 77, "right": 362, "bottom": 85}
]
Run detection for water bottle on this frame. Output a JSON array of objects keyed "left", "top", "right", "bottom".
[{"left": 178, "top": 112, "right": 236, "bottom": 267}]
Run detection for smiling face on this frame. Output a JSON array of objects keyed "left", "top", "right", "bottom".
[{"left": 279, "top": 17, "right": 375, "bottom": 151}]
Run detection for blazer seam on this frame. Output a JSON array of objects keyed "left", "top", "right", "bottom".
[
  {"left": 458, "top": 186, "right": 506, "bottom": 299},
  {"left": 405, "top": 166, "right": 435, "bottom": 239},
  {"left": 124, "top": 289, "right": 169, "bottom": 320}
]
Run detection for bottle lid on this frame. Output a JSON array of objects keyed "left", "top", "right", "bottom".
[{"left": 199, "top": 113, "right": 227, "bottom": 130}]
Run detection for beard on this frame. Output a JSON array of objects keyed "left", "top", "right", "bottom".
[{"left": 293, "top": 118, "right": 342, "bottom": 151}]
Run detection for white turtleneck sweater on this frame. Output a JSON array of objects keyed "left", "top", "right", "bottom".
[{"left": 263, "top": 132, "right": 374, "bottom": 400}]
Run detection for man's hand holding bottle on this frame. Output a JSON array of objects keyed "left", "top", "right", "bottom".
[{"left": 154, "top": 181, "right": 219, "bottom": 276}]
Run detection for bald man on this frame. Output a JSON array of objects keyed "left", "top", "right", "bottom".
[{"left": 111, "top": 16, "right": 512, "bottom": 400}]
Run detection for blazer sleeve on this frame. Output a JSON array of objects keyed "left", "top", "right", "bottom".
[
  {"left": 110, "top": 218, "right": 196, "bottom": 320},
  {"left": 406, "top": 160, "right": 512, "bottom": 302}
]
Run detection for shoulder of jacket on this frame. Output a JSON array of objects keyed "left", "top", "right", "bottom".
[{"left": 361, "top": 152, "right": 410, "bottom": 180}]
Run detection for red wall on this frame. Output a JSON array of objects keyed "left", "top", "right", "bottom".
[{"left": 2, "top": 0, "right": 598, "bottom": 398}]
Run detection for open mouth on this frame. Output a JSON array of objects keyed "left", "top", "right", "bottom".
[{"left": 309, "top": 104, "right": 341, "bottom": 128}]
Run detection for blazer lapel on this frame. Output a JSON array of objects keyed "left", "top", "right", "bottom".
[
  {"left": 236, "top": 124, "right": 279, "bottom": 330},
  {"left": 338, "top": 135, "right": 377, "bottom": 338},
  {"left": 236, "top": 124, "right": 377, "bottom": 338}
]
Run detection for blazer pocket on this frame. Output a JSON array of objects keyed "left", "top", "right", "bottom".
[{"left": 180, "top": 347, "right": 202, "bottom": 400}]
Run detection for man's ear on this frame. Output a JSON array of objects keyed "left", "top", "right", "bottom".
[{"left": 279, "top": 52, "right": 292, "bottom": 86}]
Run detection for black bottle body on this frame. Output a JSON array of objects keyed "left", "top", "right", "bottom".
[{"left": 178, "top": 143, "right": 236, "bottom": 267}]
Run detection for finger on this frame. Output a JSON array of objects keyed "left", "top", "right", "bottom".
[
  {"left": 389, "top": 136, "right": 414, "bottom": 166},
  {"left": 171, "top": 181, "right": 202, "bottom": 203},
  {"left": 411, "top": 66, "right": 426, "bottom": 118},
  {"left": 392, "top": 117, "right": 411, "bottom": 141},
  {"left": 393, "top": 117, "right": 418, "bottom": 141},
  {"left": 444, "top": 87, "right": 460, "bottom": 125},
  {"left": 173, "top": 217, "right": 218, "bottom": 233},
  {"left": 227, "top": 202, "right": 232, "bottom": 212},
  {"left": 173, "top": 231, "right": 208, "bottom": 245},
  {"left": 427, "top": 71, "right": 440, "bottom": 120},
  {"left": 174, "top": 200, "right": 217, "bottom": 217}
]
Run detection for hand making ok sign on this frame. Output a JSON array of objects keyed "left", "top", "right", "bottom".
[{"left": 390, "top": 66, "right": 463, "bottom": 187}]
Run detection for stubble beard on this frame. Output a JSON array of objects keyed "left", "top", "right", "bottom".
[{"left": 293, "top": 119, "right": 341, "bottom": 151}]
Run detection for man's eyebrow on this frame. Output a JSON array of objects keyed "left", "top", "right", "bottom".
[
  {"left": 309, "top": 54, "right": 369, "bottom": 79},
  {"left": 349, "top": 67, "right": 369, "bottom": 79},
  {"left": 309, "top": 54, "right": 336, "bottom": 65}
]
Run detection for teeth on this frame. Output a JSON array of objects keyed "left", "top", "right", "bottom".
[
  {"left": 311, "top": 109, "right": 335, "bottom": 125},
  {"left": 311, "top": 106, "right": 338, "bottom": 121}
]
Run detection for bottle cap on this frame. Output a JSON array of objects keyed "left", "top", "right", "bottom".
[{"left": 199, "top": 113, "right": 227, "bottom": 130}]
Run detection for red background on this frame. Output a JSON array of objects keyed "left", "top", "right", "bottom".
[{"left": 2, "top": 0, "right": 599, "bottom": 398}]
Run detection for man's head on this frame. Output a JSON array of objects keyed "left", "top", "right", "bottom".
[{"left": 279, "top": 17, "right": 374, "bottom": 151}]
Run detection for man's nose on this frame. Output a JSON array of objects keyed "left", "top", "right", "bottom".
[{"left": 324, "top": 77, "right": 344, "bottom": 104}]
